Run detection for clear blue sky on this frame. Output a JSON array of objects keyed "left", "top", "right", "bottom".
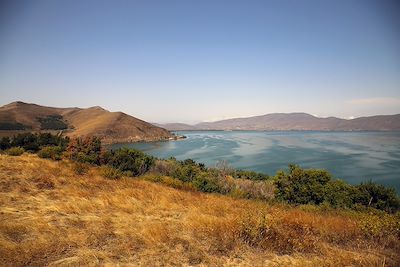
[{"left": 0, "top": 0, "right": 399, "bottom": 123}]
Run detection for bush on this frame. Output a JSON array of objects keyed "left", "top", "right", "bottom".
[
  {"left": 192, "top": 173, "right": 221, "bottom": 193},
  {"left": 149, "top": 158, "right": 274, "bottom": 199},
  {"left": 37, "top": 133, "right": 69, "bottom": 149},
  {"left": 169, "top": 158, "right": 206, "bottom": 183},
  {"left": 354, "top": 181, "right": 400, "bottom": 213},
  {"left": 274, "top": 164, "right": 332, "bottom": 205},
  {"left": 100, "top": 166, "right": 122, "bottom": 179},
  {"left": 6, "top": 147, "right": 24, "bottom": 156},
  {"left": 274, "top": 165, "right": 400, "bottom": 213},
  {"left": 37, "top": 146, "right": 63, "bottom": 160},
  {"left": 66, "top": 136, "right": 102, "bottom": 165},
  {"left": 233, "top": 169, "right": 270, "bottom": 181},
  {"left": 103, "top": 148, "right": 155, "bottom": 176},
  {"left": 324, "top": 179, "right": 356, "bottom": 208}
]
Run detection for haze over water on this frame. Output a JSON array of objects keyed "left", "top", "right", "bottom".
[{"left": 112, "top": 131, "right": 400, "bottom": 192}]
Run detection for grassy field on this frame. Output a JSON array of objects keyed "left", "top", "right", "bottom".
[{"left": 0, "top": 154, "right": 399, "bottom": 266}]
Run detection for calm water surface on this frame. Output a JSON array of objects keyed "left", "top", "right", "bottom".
[{"left": 111, "top": 131, "right": 400, "bottom": 192}]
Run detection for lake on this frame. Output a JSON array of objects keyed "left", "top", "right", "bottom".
[{"left": 110, "top": 131, "right": 400, "bottom": 192}]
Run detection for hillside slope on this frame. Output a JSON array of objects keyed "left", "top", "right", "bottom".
[
  {"left": 195, "top": 113, "right": 400, "bottom": 131},
  {"left": 0, "top": 154, "right": 399, "bottom": 266},
  {"left": 0, "top": 102, "right": 172, "bottom": 143}
]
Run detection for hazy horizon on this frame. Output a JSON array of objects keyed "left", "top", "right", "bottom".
[{"left": 1, "top": 0, "right": 399, "bottom": 124}]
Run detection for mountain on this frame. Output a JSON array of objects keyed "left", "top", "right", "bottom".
[
  {"left": 153, "top": 123, "right": 198, "bottom": 131},
  {"left": 193, "top": 112, "right": 400, "bottom": 131},
  {"left": 0, "top": 101, "right": 173, "bottom": 143}
]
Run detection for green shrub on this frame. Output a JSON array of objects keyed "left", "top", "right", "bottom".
[
  {"left": 103, "top": 148, "right": 155, "bottom": 176},
  {"left": 192, "top": 173, "right": 221, "bottom": 193},
  {"left": 324, "top": 179, "right": 356, "bottom": 208},
  {"left": 37, "top": 146, "right": 63, "bottom": 160},
  {"left": 274, "top": 165, "right": 400, "bottom": 213},
  {"left": 149, "top": 158, "right": 229, "bottom": 192},
  {"left": 168, "top": 158, "right": 206, "bottom": 182},
  {"left": 274, "top": 164, "right": 332, "bottom": 205},
  {"left": 354, "top": 181, "right": 400, "bottom": 213},
  {"left": 6, "top": 147, "right": 24, "bottom": 156},
  {"left": 149, "top": 158, "right": 274, "bottom": 198},
  {"left": 76, "top": 151, "right": 101, "bottom": 165},
  {"left": 100, "top": 166, "right": 122, "bottom": 179},
  {"left": 37, "top": 133, "right": 69, "bottom": 149},
  {"left": 233, "top": 169, "right": 270, "bottom": 181}
]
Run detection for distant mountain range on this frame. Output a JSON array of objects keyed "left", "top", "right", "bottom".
[
  {"left": 158, "top": 113, "right": 400, "bottom": 131},
  {"left": 0, "top": 102, "right": 172, "bottom": 143},
  {"left": 1, "top": 102, "right": 398, "bottom": 143}
]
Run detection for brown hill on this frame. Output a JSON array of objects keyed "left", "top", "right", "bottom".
[
  {"left": 0, "top": 101, "right": 172, "bottom": 143},
  {"left": 195, "top": 112, "right": 400, "bottom": 131}
]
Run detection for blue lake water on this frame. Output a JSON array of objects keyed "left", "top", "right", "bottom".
[{"left": 111, "top": 131, "right": 400, "bottom": 192}]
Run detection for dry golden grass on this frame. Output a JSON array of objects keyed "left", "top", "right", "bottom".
[{"left": 0, "top": 154, "right": 399, "bottom": 266}]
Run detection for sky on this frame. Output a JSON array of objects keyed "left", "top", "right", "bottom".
[{"left": 0, "top": 0, "right": 399, "bottom": 123}]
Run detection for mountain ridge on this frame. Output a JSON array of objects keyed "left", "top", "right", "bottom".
[
  {"left": 158, "top": 113, "right": 400, "bottom": 131},
  {"left": 0, "top": 101, "right": 173, "bottom": 143}
]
